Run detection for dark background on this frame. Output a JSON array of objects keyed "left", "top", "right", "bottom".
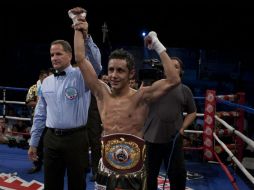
[{"left": 1, "top": 1, "right": 253, "bottom": 89}]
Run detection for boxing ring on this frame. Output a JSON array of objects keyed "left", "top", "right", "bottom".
[
  {"left": 181, "top": 90, "right": 254, "bottom": 190},
  {"left": 1, "top": 86, "right": 254, "bottom": 190},
  {"left": 0, "top": 86, "right": 31, "bottom": 148}
]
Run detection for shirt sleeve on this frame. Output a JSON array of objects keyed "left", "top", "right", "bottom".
[
  {"left": 85, "top": 35, "right": 102, "bottom": 75},
  {"left": 29, "top": 93, "right": 47, "bottom": 147}
]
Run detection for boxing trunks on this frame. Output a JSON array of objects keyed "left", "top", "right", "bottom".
[{"left": 95, "top": 133, "right": 147, "bottom": 190}]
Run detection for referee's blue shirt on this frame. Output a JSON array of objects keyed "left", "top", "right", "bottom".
[{"left": 29, "top": 36, "right": 102, "bottom": 147}]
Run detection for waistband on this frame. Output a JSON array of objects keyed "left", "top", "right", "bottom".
[
  {"left": 102, "top": 133, "right": 144, "bottom": 143},
  {"left": 96, "top": 159, "right": 147, "bottom": 190},
  {"left": 47, "top": 126, "right": 85, "bottom": 136}
]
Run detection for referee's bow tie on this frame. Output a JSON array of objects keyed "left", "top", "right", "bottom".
[{"left": 54, "top": 71, "right": 66, "bottom": 77}]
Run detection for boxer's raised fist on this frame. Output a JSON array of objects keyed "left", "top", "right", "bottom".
[
  {"left": 144, "top": 31, "right": 166, "bottom": 54},
  {"left": 68, "top": 7, "right": 87, "bottom": 25}
]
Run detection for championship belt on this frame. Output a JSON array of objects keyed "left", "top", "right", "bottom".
[{"left": 102, "top": 133, "right": 145, "bottom": 174}]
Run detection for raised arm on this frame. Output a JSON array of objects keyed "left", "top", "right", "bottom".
[
  {"left": 68, "top": 7, "right": 102, "bottom": 75},
  {"left": 71, "top": 13, "right": 103, "bottom": 98},
  {"left": 142, "top": 31, "right": 181, "bottom": 102}
]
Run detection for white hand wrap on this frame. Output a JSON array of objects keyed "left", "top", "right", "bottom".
[
  {"left": 68, "top": 10, "right": 86, "bottom": 25},
  {"left": 147, "top": 31, "right": 166, "bottom": 54}
]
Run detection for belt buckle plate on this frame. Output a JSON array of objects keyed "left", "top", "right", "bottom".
[
  {"left": 102, "top": 133, "right": 145, "bottom": 174},
  {"left": 55, "top": 129, "right": 63, "bottom": 136}
]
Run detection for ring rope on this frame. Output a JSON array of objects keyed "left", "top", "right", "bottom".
[
  {"left": 215, "top": 115, "right": 254, "bottom": 149},
  {"left": 0, "top": 100, "right": 26, "bottom": 105},
  {"left": 216, "top": 98, "right": 254, "bottom": 114},
  {"left": 213, "top": 132, "right": 254, "bottom": 184}
]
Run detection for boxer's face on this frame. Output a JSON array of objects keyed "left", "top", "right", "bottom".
[{"left": 108, "top": 59, "right": 131, "bottom": 90}]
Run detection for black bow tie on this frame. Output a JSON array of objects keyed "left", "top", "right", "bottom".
[{"left": 54, "top": 71, "right": 66, "bottom": 77}]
